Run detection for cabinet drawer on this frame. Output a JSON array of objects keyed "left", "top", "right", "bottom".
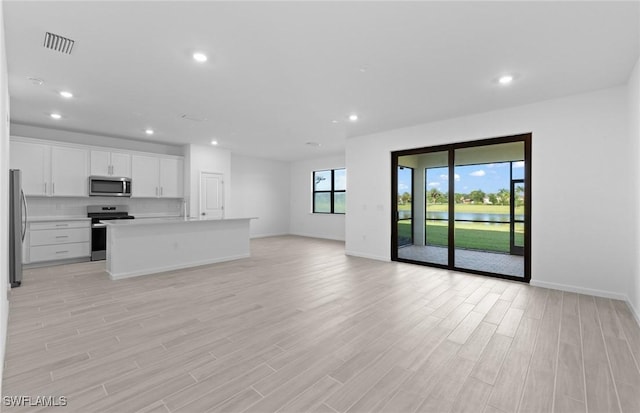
[
  {"left": 30, "top": 228, "right": 90, "bottom": 246},
  {"left": 30, "top": 242, "right": 90, "bottom": 263},
  {"left": 30, "top": 221, "right": 90, "bottom": 231}
]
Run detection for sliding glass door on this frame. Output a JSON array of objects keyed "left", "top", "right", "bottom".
[
  {"left": 397, "top": 166, "right": 413, "bottom": 247},
  {"left": 395, "top": 152, "right": 449, "bottom": 266},
  {"left": 391, "top": 134, "right": 531, "bottom": 282}
]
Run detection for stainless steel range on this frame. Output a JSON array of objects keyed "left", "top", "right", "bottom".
[{"left": 88, "top": 205, "right": 134, "bottom": 261}]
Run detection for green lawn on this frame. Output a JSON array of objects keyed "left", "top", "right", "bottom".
[
  {"left": 401, "top": 203, "right": 524, "bottom": 215},
  {"left": 427, "top": 203, "right": 524, "bottom": 215},
  {"left": 397, "top": 220, "right": 524, "bottom": 253}
]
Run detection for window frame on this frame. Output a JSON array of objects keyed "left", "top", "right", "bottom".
[{"left": 312, "top": 168, "right": 346, "bottom": 214}]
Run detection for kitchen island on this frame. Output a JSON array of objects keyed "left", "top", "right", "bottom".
[{"left": 103, "top": 217, "right": 255, "bottom": 279}]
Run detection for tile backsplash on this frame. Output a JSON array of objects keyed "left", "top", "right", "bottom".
[{"left": 26, "top": 196, "right": 184, "bottom": 219}]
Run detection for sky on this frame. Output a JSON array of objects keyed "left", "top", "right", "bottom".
[{"left": 398, "top": 161, "right": 524, "bottom": 196}]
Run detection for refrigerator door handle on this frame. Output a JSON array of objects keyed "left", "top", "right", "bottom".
[{"left": 21, "top": 190, "right": 27, "bottom": 242}]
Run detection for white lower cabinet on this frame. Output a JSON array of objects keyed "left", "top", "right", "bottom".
[{"left": 28, "top": 220, "right": 91, "bottom": 263}]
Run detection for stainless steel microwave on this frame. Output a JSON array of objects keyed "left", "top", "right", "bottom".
[{"left": 89, "top": 176, "right": 132, "bottom": 197}]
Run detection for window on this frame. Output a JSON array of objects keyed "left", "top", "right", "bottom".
[{"left": 313, "top": 168, "right": 346, "bottom": 214}]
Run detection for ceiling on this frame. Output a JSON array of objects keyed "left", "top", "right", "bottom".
[{"left": 4, "top": 1, "right": 639, "bottom": 161}]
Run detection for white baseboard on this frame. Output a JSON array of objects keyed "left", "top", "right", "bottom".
[
  {"left": 250, "top": 232, "right": 289, "bottom": 239},
  {"left": 108, "top": 253, "right": 250, "bottom": 280},
  {"left": 345, "top": 249, "right": 391, "bottom": 262},
  {"left": 530, "top": 279, "right": 628, "bottom": 301},
  {"left": 289, "top": 231, "right": 345, "bottom": 242},
  {"left": 530, "top": 279, "right": 640, "bottom": 326},
  {"left": 625, "top": 297, "right": 640, "bottom": 326}
]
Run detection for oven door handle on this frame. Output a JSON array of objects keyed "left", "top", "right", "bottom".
[{"left": 92, "top": 223, "right": 107, "bottom": 228}]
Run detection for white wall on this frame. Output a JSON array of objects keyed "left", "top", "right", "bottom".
[
  {"left": 346, "top": 86, "right": 634, "bottom": 304},
  {"left": 10, "top": 123, "right": 183, "bottom": 156},
  {"left": 629, "top": 56, "right": 640, "bottom": 320},
  {"left": 230, "top": 154, "right": 290, "bottom": 238},
  {"left": 184, "top": 144, "right": 231, "bottom": 218},
  {"left": 0, "top": 0, "right": 10, "bottom": 396},
  {"left": 290, "top": 154, "right": 346, "bottom": 241}
]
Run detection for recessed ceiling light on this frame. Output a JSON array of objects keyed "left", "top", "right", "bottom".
[
  {"left": 144, "top": 128, "right": 154, "bottom": 135},
  {"left": 28, "top": 77, "right": 44, "bottom": 86},
  {"left": 59, "top": 91, "right": 73, "bottom": 98},
  {"left": 349, "top": 114, "right": 358, "bottom": 122},
  {"left": 193, "top": 52, "right": 207, "bottom": 63},
  {"left": 210, "top": 140, "right": 218, "bottom": 145},
  {"left": 50, "top": 113, "right": 61, "bottom": 119},
  {"left": 498, "top": 75, "right": 514, "bottom": 85}
]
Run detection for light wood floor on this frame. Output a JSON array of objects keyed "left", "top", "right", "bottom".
[{"left": 3, "top": 236, "right": 640, "bottom": 413}]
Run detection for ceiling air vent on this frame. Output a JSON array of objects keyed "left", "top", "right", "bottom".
[
  {"left": 180, "top": 114, "right": 207, "bottom": 122},
  {"left": 43, "top": 32, "right": 75, "bottom": 54}
]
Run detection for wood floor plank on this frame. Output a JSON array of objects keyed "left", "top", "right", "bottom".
[
  {"left": 470, "top": 333, "right": 512, "bottom": 385},
  {"left": 415, "top": 355, "right": 475, "bottom": 413},
  {"left": 518, "top": 289, "right": 561, "bottom": 413},
  {"left": 325, "top": 347, "right": 408, "bottom": 412},
  {"left": 579, "top": 294, "right": 621, "bottom": 413},
  {"left": 495, "top": 307, "right": 524, "bottom": 337},
  {"left": 554, "top": 292, "right": 586, "bottom": 411},
  {"left": 483, "top": 299, "right": 511, "bottom": 325},
  {"left": 344, "top": 366, "right": 411, "bottom": 413},
  {"left": 400, "top": 339, "right": 460, "bottom": 395},
  {"left": 378, "top": 390, "right": 424, "bottom": 413},
  {"left": 3, "top": 236, "right": 639, "bottom": 413},
  {"left": 447, "top": 311, "right": 485, "bottom": 344},
  {"left": 278, "top": 376, "right": 342, "bottom": 413},
  {"left": 244, "top": 356, "right": 344, "bottom": 413},
  {"left": 486, "top": 316, "right": 539, "bottom": 413},
  {"left": 457, "top": 322, "right": 497, "bottom": 362},
  {"left": 450, "top": 376, "right": 492, "bottom": 413},
  {"left": 207, "top": 388, "right": 263, "bottom": 413}
]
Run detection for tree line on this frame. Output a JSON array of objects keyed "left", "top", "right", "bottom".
[{"left": 399, "top": 186, "right": 524, "bottom": 206}]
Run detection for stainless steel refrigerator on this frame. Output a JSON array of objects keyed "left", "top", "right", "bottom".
[{"left": 9, "top": 169, "right": 27, "bottom": 287}]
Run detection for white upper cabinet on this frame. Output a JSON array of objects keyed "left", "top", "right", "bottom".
[
  {"left": 10, "top": 140, "right": 89, "bottom": 197},
  {"left": 90, "top": 150, "right": 131, "bottom": 177},
  {"left": 11, "top": 137, "right": 182, "bottom": 199},
  {"left": 90, "top": 150, "right": 110, "bottom": 176},
  {"left": 131, "top": 155, "right": 160, "bottom": 197},
  {"left": 50, "top": 146, "right": 89, "bottom": 197},
  {"left": 10, "top": 141, "right": 50, "bottom": 196},
  {"left": 110, "top": 152, "right": 131, "bottom": 177},
  {"left": 159, "top": 158, "right": 183, "bottom": 198},
  {"left": 131, "top": 155, "right": 183, "bottom": 198}
]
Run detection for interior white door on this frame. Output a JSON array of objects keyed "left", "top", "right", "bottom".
[{"left": 199, "top": 172, "right": 224, "bottom": 219}]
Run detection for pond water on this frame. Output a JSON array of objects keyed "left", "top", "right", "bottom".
[{"left": 398, "top": 210, "right": 524, "bottom": 222}]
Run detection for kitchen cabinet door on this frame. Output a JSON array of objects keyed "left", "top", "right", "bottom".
[
  {"left": 110, "top": 152, "right": 131, "bottom": 177},
  {"left": 51, "top": 146, "right": 89, "bottom": 197},
  {"left": 131, "top": 155, "right": 160, "bottom": 197},
  {"left": 10, "top": 141, "right": 50, "bottom": 196},
  {"left": 90, "top": 150, "right": 111, "bottom": 176},
  {"left": 159, "top": 158, "right": 183, "bottom": 198}
]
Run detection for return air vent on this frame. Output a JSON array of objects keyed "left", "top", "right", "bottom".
[
  {"left": 180, "top": 114, "right": 207, "bottom": 122},
  {"left": 43, "top": 32, "right": 75, "bottom": 54}
]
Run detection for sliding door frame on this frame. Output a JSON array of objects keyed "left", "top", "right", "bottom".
[{"left": 391, "top": 133, "right": 532, "bottom": 283}]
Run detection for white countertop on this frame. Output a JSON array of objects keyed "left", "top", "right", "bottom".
[
  {"left": 28, "top": 216, "right": 91, "bottom": 222},
  {"left": 102, "top": 216, "right": 256, "bottom": 227}
]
